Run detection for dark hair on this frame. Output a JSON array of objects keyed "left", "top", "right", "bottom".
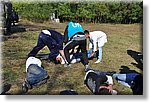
[
  {"left": 98, "top": 88, "right": 111, "bottom": 95},
  {"left": 54, "top": 60, "right": 61, "bottom": 64},
  {"left": 59, "top": 90, "right": 78, "bottom": 95},
  {"left": 84, "top": 30, "right": 89, "bottom": 34}
]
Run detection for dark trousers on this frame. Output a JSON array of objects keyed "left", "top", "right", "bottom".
[
  {"left": 64, "top": 39, "right": 88, "bottom": 65},
  {"left": 28, "top": 33, "right": 59, "bottom": 60}
]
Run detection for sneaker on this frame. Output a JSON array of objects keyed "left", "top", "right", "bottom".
[
  {"left": 94, "top": 60, "right": 101, "bottom": 64},
  {"left": 112, "top": 90, "right": 117, "bottom": 95},
  {"left": 64, "top": 64, "right": 71, "bottom": 68}
]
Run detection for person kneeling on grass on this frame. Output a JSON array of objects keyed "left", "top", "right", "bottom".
[
  {"left": 28, "top": 29, "right": 66, "bottom": 63},
  {"left": 84, "top": 68, "right": 117, "bottom": 95},
  {"left": 84, "top": 30, "right": 107, "bottom": 64}
]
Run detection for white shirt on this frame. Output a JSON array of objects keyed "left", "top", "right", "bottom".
[
  {"left": 89, "top": 31, "right": 107, "bottom": 52},
  {"left": 26, "top": 57, "right": 42, "bottom": 72}
]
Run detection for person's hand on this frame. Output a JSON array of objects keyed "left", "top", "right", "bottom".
[
  {"left": 100, "top": 84, "right": 113, "bottom": 94},
  {"left": 90, "top": 52, "right": 95, "bottom": 58},
  {"left": 107, "top": 84, "right": 113, "bottom": 93}
]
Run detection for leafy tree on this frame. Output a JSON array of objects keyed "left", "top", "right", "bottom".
[{"left": 12, "top": 1, "right": 143, "bottom": 24}]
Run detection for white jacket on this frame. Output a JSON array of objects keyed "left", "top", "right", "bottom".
[{"left": 89, "top": 31, "right": 107, "bottom": 52}]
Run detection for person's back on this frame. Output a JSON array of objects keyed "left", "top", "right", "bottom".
[
  {"left": 85, "top": 30, "right": 107, "bottom": 64},
  {"left": 26, "top": 57, "right": 42, "bottom": 72},
  {"left": 63, "top": 21, "right": 89, "bottom": 68},
  {"left": 47, "top": 30, "right": 63, "bottom": 38},
  {"left": 67, "top": 22, "right": 84, "bottom": 40},
  {"left": 28, "top": 29, "right": 65, "bottom": 62},
  {"left": 22, "top": 57, "right": 49, "bottom": 93},
  {"left": 89, "top": 31, "right": 107, "bottom": 40}
]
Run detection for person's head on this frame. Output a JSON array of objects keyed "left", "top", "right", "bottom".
[
  {"left": 55, "top": 57, "right": 62, "bottom": 64},
  {"left": 84, "top": 30, "right": 90, "bottom": 38},
  {"left": 59, "top": 90, "right": 78, "bottom": 95},
  {"left": 98, "top": 88, "right": 112, "bottom": 95}
]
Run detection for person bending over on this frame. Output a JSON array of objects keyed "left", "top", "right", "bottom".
[
  {"left": 84, "top": 30, "right": 107, "bottom": 64},
  {"left": 28, "top": 29, "right": 66, "bottom": 62},
  {"left": 63, "top": 21, "right": 89, "bottom": 69}
]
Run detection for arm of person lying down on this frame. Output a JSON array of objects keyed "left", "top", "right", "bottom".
[{"left": 100, "top": 75, "right": 113, "bottom": 93}]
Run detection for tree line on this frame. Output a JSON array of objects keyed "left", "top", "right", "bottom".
[{"left": 13, "top": 1, "right": 143, "bottom": 24}]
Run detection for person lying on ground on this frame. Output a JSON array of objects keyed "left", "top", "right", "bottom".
[
  {"left": 112, "top": 72, "right": 143, "bottom": 95},
  {"left": 84, "top": 68, "right": 117, "bottom": 95}
]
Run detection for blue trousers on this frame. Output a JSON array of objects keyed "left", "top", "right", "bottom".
[
  {"left": 112, "top": 73, "right": 140, "bottom": 87},
  {"left": 28, "top": 33, "right": 59, "bottom": 61}
]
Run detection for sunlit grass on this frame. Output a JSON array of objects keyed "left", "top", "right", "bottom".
[{"left": 2, "top": 19, "right": 142, "bottom": 95}]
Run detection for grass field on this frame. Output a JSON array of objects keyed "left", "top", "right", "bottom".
[{"left": 2, "top": 19, "right": 143, "bottom": 95}]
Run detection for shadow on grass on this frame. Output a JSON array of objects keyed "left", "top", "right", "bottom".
[
  {"left": 11, "top": 24, "right": 26, "bottom": 34},
  {"left": 36, "top": 54, "right": 49, "bottom": 60},
  {"left": 2, "top": 24, "right": 26, "bottom": 41},
  {"left": 127, "top": 50, "right": 143, "bottom": 70},
  {"left": 119, "top": 66, "right": 140, "bottom": 74}
]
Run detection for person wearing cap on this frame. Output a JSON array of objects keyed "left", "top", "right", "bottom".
[
  {"left": 84, "top": 68, "right": 117, "bottom": 95},
  {"left": 63, "top": 21, "right": 89, "bottom": 69},
  {"left": 84, "top": 30, "right": 107, "bottom": 64},
  {"left": 28, "top": 29, "right": 66, "bottom": 62}
]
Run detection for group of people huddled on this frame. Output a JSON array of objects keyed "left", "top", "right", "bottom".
[
  {"left": 25, "top": 21, "right": 143, "bottom": 95},
  {"left": 28, "top": 21, "right": 107, "bottom": 67}
]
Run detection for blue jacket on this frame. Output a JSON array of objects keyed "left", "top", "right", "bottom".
[{"left": 41, "top": 30, "right": 64, "bottom": 61}]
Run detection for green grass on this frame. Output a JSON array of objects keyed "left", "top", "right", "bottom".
[{"left": 2, "top": 19, "right": 142, "bottom": 95}]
